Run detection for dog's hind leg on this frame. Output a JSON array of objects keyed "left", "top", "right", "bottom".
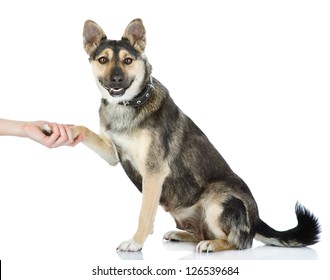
[
  {"left": 71, "top": 125, "right": 119, "bottom": 166},
  {"left": 195, "top": 195, "right": 254, "bottom": 253}
]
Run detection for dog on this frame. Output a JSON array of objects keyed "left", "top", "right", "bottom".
[{"left": 71, "top": 18, "right": 321, "bottom": 252}]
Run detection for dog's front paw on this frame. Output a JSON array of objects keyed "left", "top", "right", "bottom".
[{"left": 117, "top": 239, "right": 143, "bottom": 252}]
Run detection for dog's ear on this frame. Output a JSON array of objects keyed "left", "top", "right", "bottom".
[
  {"left": 122, "top": 18, "right": 146, "bottom": 52},
  {"left": 83, "top": 20, "right": 106, "bottom": 56}
]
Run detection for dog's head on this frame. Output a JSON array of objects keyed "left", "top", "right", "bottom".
[{"left": 83, "top": 19, "right": 151, "bottom": 104}]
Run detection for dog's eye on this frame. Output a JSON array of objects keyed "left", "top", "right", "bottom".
[
  {"left": 123, "top": 58, "right": 133, "bottom": 65},
  {"left": 98, "top": 57, "right": 109, "bottom": 64}
]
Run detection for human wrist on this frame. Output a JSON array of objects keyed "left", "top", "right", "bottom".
[{"left": 14, "top": 121, "right": 29, "bottom": 137}]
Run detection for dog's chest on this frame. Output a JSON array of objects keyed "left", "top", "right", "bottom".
[{"left": 110, "top": 130, "right": 151, "bottom": 176}]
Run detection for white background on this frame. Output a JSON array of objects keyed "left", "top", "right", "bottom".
[{"left": 0, "top": 0, "right": 329, "bottom": 279}]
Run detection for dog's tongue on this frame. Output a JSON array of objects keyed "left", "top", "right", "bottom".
[{"left": 109, "top": 88, "right": 125, "bottom": 97}]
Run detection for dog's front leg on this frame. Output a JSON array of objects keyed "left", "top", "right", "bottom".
[
  {"left": 117, "top": 169, "right": 168, "bottom": 252},
  {"left": 71, "top": 126, "right": 119, "bottom": 166}
]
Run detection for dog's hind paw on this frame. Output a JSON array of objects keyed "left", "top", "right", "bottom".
[
  {"left": 116, "top": 239, "right": 143, "bottom": 252},
  {"left": 196, "top": 239, "right": 237, "bottom": 253},
  {"left": 196, "top": 240, "right": 215, "bottom": 253},
  {"left": 163, "top": 231, "right": 197, "bottom": 242}
]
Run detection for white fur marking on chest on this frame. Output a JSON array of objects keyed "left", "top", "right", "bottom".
[{"left": 111, "top": 130, "right": 151, "bottom": 176}]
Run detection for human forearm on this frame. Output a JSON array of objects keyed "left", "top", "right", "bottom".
[{"left": 0, "top": 118, "right": 27, "bottom": 137}]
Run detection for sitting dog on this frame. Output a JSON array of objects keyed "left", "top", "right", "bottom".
[{"left": 71, "top": 18, "right": 320, "bottom": 252}]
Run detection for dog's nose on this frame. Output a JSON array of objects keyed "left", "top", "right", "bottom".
[{"left": 111, "top": 75, "right": 124, "bottom": 85}]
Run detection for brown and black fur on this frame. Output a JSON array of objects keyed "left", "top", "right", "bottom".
[{"left": 72, "top": 19, "right": 321, "bottom": 252}]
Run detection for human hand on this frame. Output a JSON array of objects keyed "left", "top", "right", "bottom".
[{"left": 23, "top": 121, "right": 82, "bottom": 148}]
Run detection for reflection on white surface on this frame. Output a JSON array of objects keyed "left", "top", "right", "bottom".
[
  {"left": 177, "top": 245, "right": 319, "bottom": 260},
  {"left": 117, "top": 240, "right": 319, "bottom": 260}
]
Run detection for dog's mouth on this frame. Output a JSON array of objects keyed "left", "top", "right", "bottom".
[
  {"left": 100, "top": 83, "right": 126, "bottom": 97},
  {"left": 99, "top": 79, "right": 133, "bottom": 97},
  {"left": 108, "top": 87, "right": 126, "bottom": 97}
]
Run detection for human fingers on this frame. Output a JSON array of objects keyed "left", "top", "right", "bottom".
[
  {"left": 41, "top": 123, "right": 82, "bottom": 148},
  {"left": 45, "top": 123, "right": 65, "bottom": 148},
  {"left": 50, "top": 123, "right": 71, "bottom": 148},
  {"left": 51, "top": 124, "right": 83, "bottom": 147}
]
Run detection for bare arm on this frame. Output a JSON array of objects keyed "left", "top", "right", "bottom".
[{"left": 0, "top": 118, "right": 82, "bottom": 148}]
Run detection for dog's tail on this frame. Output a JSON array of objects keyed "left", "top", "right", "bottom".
[{"left": 255, "top": 202, "right": 321, "bottom": 247}]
